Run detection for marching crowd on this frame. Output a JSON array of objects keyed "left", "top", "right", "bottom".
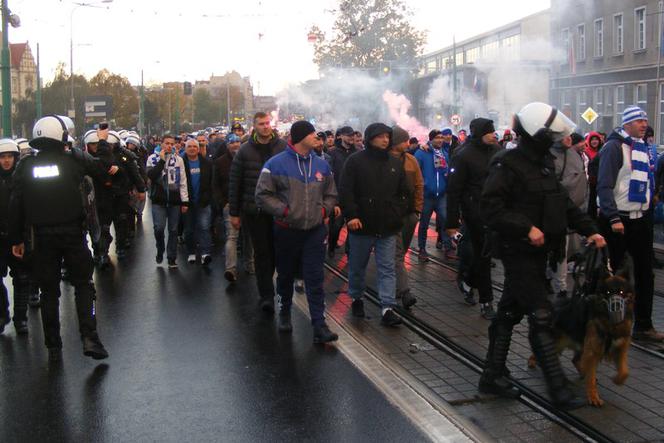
[{"left": 0, "top": 100, "right": 663, "bottom": 408}]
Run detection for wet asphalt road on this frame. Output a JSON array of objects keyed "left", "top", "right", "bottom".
[{"left": 0, "top": 213, "right": 427, "bottom": 442}]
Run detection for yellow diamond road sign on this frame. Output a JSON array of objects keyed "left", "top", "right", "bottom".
[{"left": 581, "top": 107, "right": 598, "bottom": 124}]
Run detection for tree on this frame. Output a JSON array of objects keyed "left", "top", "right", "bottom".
[
  {"left": 41, "top": 62, "right": 90, "bottom": 133},
  {"left": 89, "top": 69, "right": 139, "bottom": 128},
  {"left": 13, "top": 90, "right": 36, "bottom": 138},
  {"left": 312, "top": 0, "right": 426, "bottom": 73},
  {"left": 193, "top": 88, "right": 216, "bottom": 126}
]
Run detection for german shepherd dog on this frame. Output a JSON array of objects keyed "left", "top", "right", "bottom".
[{"left": 528, "top": 259, "right": 634, "bottom": 407}]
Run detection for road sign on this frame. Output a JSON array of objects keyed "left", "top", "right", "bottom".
[
  {"left": 581, "top": 107, "right": 598, "bottom": 124},
  {"left": 450, "top": 114, "right": 462, "bottom": 126},
  {"left": 84, "top": 96, "right": 113, "bottom": 119}
]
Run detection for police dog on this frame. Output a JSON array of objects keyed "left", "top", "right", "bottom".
[{"left": 528, "top": 265, "right": 634, "bottom": 407}]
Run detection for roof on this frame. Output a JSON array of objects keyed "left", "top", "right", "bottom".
[{"left": 9, "top": 42, "right": 27, "bottom": 68}]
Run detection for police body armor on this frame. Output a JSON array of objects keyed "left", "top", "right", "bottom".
[
  {"left": 491, "top": 146, "right": 568, "bottom": 256},
  {"left": 21, "top": 151, "right": 85, "bottom": 228}
]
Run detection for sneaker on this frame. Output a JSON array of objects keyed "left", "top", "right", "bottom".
[
  {"left": 313, "top": 323, "right": 339, "bottom": 344},
  {"left": 457, "top": 279, "right": 476, "bottom": 305},
  {"left": 632, "top": 328, "right": 664, "bottom": 342},
  {"left": 167, "top": 258, "right": 178, "bottom": 268},
  {"left": 381, "top": 309, "right": 402, "bottom": 327},
  {"left": 82, "top": 333, "right": 109, "bottom": 360},
  {"left": 480, "top": 303, "right": 496, "bottom": 320},
  {"left": 116, "top": 249, "right": 127, "bottom": 260},
  {"left": 278, "top": 311, "right": 293, "bottom": 333},
  {"left": 156, "top": 252, "right": 164, "bottom": 264},
  {"left": 202, "top": 255, "right": 212, "bottom": 266},
  {"left": 224, "top": 269, "right": 238, "bottom": 282},
  {"left": 351, "top": 299, "right": 365, "bottom": 318},
  {"left": 187, "top": 254, "right": 196, "bottom": 264},
  {"left": 401, "top": 291, "right": 417, "bottom": 309},
  {"left": 294, "top": 279, "right": 305, "bottom": 293},
  {"left": 418, "top": 249, "right": 429, "bottom": 263},
  {"left": 557, "top": 290, "right": 568, "bottom": 298}
]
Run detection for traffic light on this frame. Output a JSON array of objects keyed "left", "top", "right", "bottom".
[{"left": 183, "top": 81, "right": 192, "bottom": 96}]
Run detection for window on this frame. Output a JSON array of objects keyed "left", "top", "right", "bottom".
[
  {"left": 465, "top": 47, "right": 480, "bottom": 64},
  {"left": 455, "top": 51, "right": 464, "bottom": 67},
  {"left": 426, "top": 59, "right": 436, "bottom": 73},
  {"left": 578, "top": 89, "right": 588, "bottom": 110},
  {"left": 635, "top": 7, "right": 646, "bottom": 50},
  {"left": 561, "top": 28, "right": 570, "bottom": 55},
  {"left": 614, "top": 13, "right": 624, "bottom": 53},
  {"left": 615, "top": 85, "right": 625, "bottom": 125},
  {"left": 481, "top": 40, "right": 500, "bottom": 59},
  {"left": 577, "top": 24, "right": 586, "bottom": 60},
  {"left": 635, "top": 83, "right": 647, "bottom": 109},
  {"left": 595, "top": 87, "right": 604, "bottom": 115},
  {"left": 594, "top": 19, "right": 604, "bottom": 57},
  {"left": 562, "top": 90, "right": 572, "bottom": 115},
  {"left": 502, "top": 34, "right": 520, "bottom": 60}
]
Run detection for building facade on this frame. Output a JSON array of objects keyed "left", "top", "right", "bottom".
[
  {"left": 550, "top": 0, "right": 663, "bottom": 139},
  {"left": 412, "top": 10, "right": 550, "bottom": 130}
]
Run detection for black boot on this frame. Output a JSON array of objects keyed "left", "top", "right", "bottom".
[
  {"left": 278, "top": 310, "right": 293, "bottom": 333},
  {"left": 479, "top": 311, "right": 521, "bottom": 398},
  {"left": 313, "top": 323, "right": 338, "bottom": 344},
  {"left": 12, "top": 279, "right": 30, "bottom": 335},
  {"left": 28, "top": 282, "right": 40, "bottom": 308},
  {"left": 83, "top": 332, "right": 109, "bottom": 360},
  {"left": 528, "top": 309, "right": 584, "bottom": 410}
]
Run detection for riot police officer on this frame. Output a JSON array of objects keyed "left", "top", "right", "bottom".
[
  {"left": 479, "top": 103, "right": 606, "bottom": 409},
  {"left": 9, "top": 115, "right": 110, "bottom": 361},
  {"left": 0, "top": 139, "right": 31, "bottom": 334}
]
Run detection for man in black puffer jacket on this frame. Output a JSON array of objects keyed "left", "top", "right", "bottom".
[
  {"left": 339, "top": 123, "right": 410, "bottom": 327},
  {"left": 228, "top": 112, "right": 286, "bottom": 312},
  {"left": 446, "top": 118, "right": 502, "bottom": 319}
]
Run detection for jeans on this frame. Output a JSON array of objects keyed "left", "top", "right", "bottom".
[
  {"left": 418, "top": 195, "right": 451, "bottom": 251},
  {"left": 243, "top": 212, "right": 275, "bottom": 300},
  {"left": 223, "top": 205, "right": 254, "bottom": 272},
  {"left": 348, "top": 233, "right": 397, "bottom": 308},
  {"left": 274, "top": 224, "right": 328, "bottom": 326},
  {"left": 600, "top": 214, "right": 654, "bottom": 331},
  {"left": 152, "top": 204, "right": 181, "bottom": 260},
  {"left": 395, "top": 213, "right": 419, "bottom": 296},
  {"left": 184, "top": 203, "right": 212, "bottom": 256}
]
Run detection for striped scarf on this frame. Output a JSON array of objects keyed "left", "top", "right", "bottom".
[{"left": 619, "top": 128, "right": 652, "bottom": 203}]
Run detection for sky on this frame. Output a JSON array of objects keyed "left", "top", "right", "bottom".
[{"left": 10, "top": 0, "right": 550, "bottom": 95}]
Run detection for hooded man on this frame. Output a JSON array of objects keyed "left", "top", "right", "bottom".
[
  {"left": 446, "top": 118, "right": 501, "bottom": 319},
  {"left": 327, "top": 125, "right": 357, "bottom": 257},
  {"left": 585, "top": 131, "right": 603, "bottom": 218},
  {"left": 390, "top": 126, "right": 423, "bottom": 309},
  {"left": 339, "top": 123, "right": 410, "bottom": 327},
  {"left": 255, "top": 121, "right": 339, "bottom": 344},
  {"left": 597, "top": 106, "right": 664, "bottom": 342}
]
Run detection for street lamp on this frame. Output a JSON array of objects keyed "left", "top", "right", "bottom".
[
  {"left": 69, "top": 0, "right": 113, "bottom": 119},
  {"left": 1, "top": 0, "right": 20, "bottom": 136}
]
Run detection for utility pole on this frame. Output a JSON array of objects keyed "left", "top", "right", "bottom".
[
  {"left": 452, "top": 35, "right": 458, "bottom": 119},
  {"left": 226, "top": 76, "right": 231, "bottom": 128},
  {"left": 138, "top": 69, "right": 144, "bottom": 135},
  {"left": 175, "top": 86, "right": 180, "bottom": 134},
  {"left": 1, "top": 0, "right": 13, "bottom": 136},
  {"left": 36, "top": 42, "right": 42, "bottom": 118},
  {"left": 656, "top": 1, "right": 663, "bottom": 143}
]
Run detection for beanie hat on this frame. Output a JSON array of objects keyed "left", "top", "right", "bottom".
[
  {"left": 338, "top": 126, "right": 354, "bottom": 136},
  {"left": 570, "top": 132, "right": 584, "bottom": 145},
  {"left": 226, "top": 134, "right": 241, "bottom": 144},
  {"left": 409, "top": 137, "right": 419, "bottom": 144},
  {"left": 391, "top": 125, "right": 409, "bottom": 145},
  {"left": 469, "top": 118, "right": 495, "bottom": 138},
  {"left": 429, "top": 129, "right": 442, "bottom": 141},
  {"left": 622, "top": 106, "right": 648, "bottom": 126},
  {"left": 364, "top": 122, "right": 392, "bottom": 144},
  {"left": 441, "top": 127, "right": 453, "bottom": 136},
  {"left": 290, "top": 120, "right": 316, "bottom": 145}
]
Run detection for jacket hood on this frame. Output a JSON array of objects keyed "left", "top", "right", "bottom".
[
  {"left": 585, "top": 131, "right": 602, "bottom": 150},
  {"left": 364, "top": 123, "right": 392, "bottom": 148}
]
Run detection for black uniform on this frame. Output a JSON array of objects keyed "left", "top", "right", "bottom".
[
  {"left": 0, "top": 165, "right": 31, "bottom": 334},
  {"left": 446, "top": 128, "right": 502, "bottom": 304},
  {"left": 479, "top": 135, "right": 597, "bottom": 406},
  {"left": 9, "top": 146, "right": 109, "bottom": 357}
]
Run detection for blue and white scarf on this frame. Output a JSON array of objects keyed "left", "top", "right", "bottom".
[{"left": 619, "top": 128, "right": 653, "bottom": 203}]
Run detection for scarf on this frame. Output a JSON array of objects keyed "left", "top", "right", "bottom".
[{"left": 619, "top": 128, "right": 652, "bottom": 203}]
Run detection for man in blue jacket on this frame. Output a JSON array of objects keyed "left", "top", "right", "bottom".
[
  {"left": 255, "top": 121, "right": 339, "bottom": 344},
  {"left": 415, "top": 129, "right": 452, "bottom": 262}
]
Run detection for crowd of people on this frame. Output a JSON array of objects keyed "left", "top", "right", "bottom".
[{"left": 1, "top": 100, "right": 663, "bottom": 409}]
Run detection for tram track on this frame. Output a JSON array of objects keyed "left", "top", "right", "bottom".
[
  {"left": 409, "top": 247, "right": 664, "bottom": 360},
  {"left": 324, "top": 259, "right": 617, "bottom": 443}
]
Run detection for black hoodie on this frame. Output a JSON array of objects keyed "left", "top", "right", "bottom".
[{"left": 339, "top": 123, "right": 410, "bottom": 237}]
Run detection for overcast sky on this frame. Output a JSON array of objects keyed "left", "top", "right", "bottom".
[{"left": 10, "top": 0, "right": 549, "bottom": 95}]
